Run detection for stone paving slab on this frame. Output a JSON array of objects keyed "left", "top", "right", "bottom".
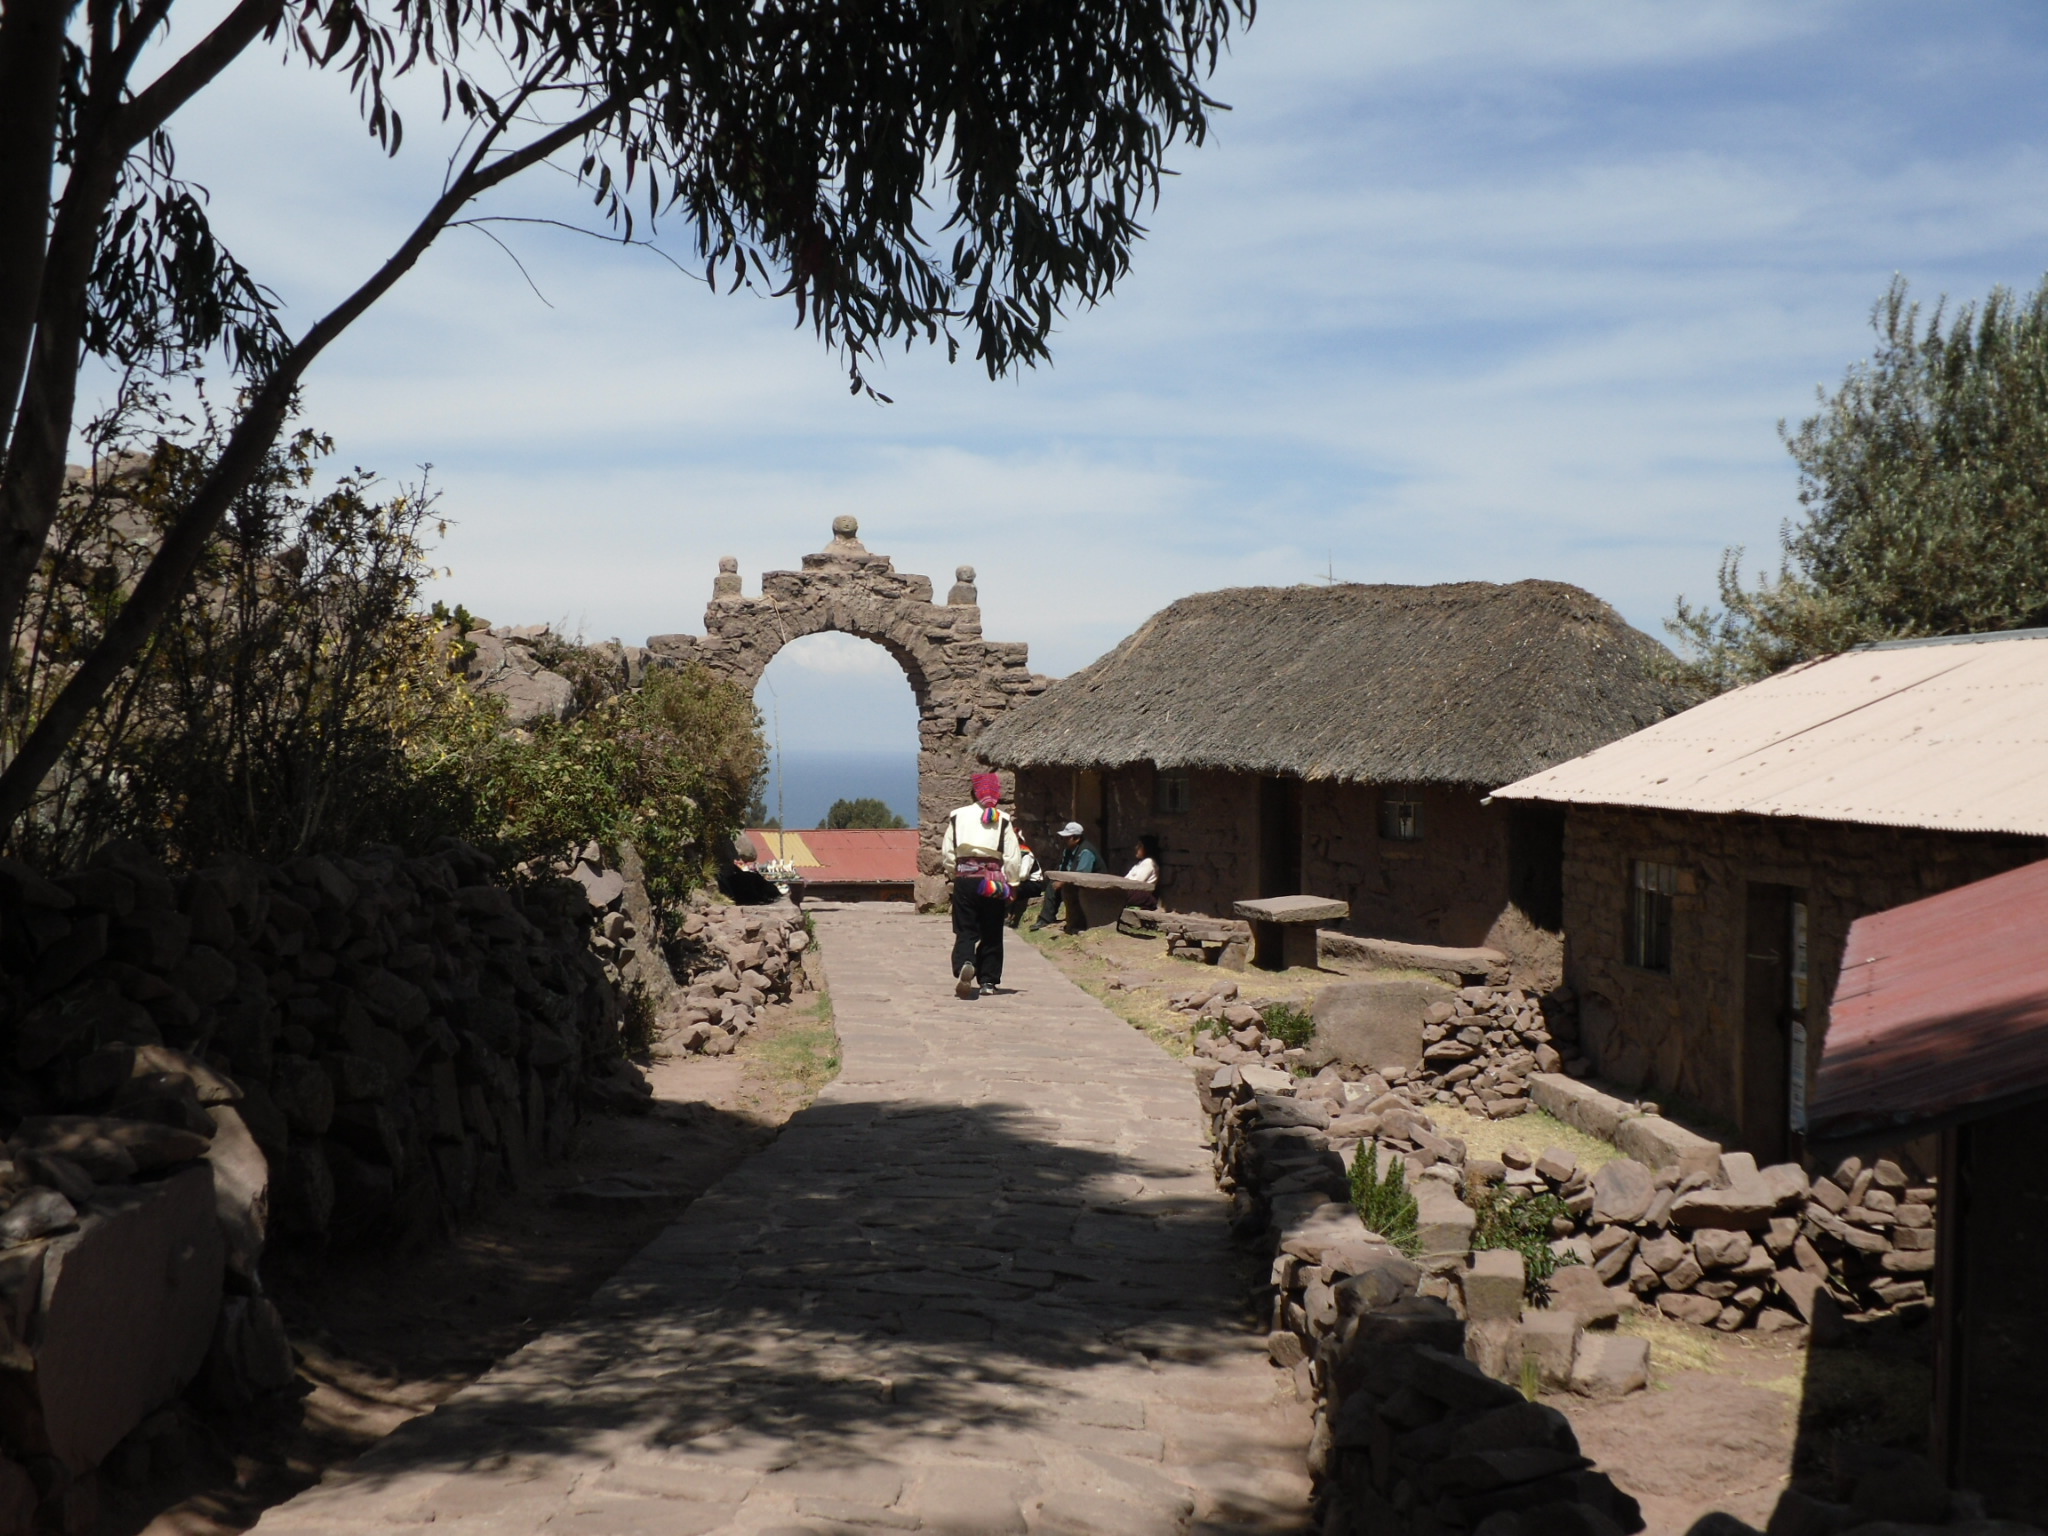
[{"left": 254, "top": 907, "right": 1312, "bottom": 1536}]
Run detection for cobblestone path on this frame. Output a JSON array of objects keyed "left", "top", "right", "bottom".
[{"left": 257, "top": 906, "right": 1313, "bottom": 1536}]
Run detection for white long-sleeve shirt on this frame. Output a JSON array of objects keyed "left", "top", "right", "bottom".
[{"left": 941, "top": 804, "right": 1022, "bottom": 878}]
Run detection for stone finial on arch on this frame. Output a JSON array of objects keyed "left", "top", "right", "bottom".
[{"left": 680, "top": 520, "right": 1048, "bottom": 905}]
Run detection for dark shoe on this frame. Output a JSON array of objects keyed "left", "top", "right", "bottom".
[{"left": 955, "top": 963, "right": 978, "bottom": 999}]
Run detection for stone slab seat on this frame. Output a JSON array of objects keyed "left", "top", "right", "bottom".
[
  {"left": 1047, "top": 870, "right": 1156, "bottom": 931},
  {"left": 1232, "top": 896, "right": 1350, "bottom": 971},
  {"left": 1315, "top": 933, "right": 1510, "bottom": 987}
]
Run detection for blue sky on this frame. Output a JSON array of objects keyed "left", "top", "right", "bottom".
[{"left": 107, "top": 1, "right": 2048, "bottom": 751}]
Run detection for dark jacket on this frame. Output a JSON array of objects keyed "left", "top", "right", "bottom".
[{"left": 1055, "top": 842, "right": 1103, "bottom": 874}]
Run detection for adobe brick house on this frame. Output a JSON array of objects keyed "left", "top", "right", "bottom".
[
  {"left": 1493, "top": 630, "right": 2048, "bottom": 1160},
  {"left": 975, "top": 581, "right": 1685, "bottom": 978}
]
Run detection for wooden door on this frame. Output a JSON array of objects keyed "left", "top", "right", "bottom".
[
  {"left": 1258, "top": 776, "right": 1301, "bottom": 898},
  {"left": 1740, "top": 882, "right": 1802, "bottom": 1163}
]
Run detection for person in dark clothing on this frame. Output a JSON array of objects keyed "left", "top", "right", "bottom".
[
  {"left": 1032, "top": 821, "right": 1102, "bottom": 929},
  {"left": 941, "top": 773, "right": 1022, "bottom": 997}
]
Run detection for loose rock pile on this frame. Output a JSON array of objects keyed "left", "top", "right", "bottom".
[
  {"left": 1174, "top": 979, "right": 1302, "bottom": 1055},
  {"left": 1414, "top": 987, "right": 1587, "bottom": 1116},
  {"left": 664, "top": 896, "right": 814, "bottom": 1054}
]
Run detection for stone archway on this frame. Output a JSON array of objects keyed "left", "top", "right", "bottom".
[{"left": 646, "top": 517, "right": 1047, "bottom": 906}]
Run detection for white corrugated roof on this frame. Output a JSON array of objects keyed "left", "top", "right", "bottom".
[{"left": 1490, "top": 629, "right": 2048, "bottom": 836}]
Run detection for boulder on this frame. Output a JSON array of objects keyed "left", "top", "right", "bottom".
[
  {"left": 1569, "top": 1333, "right": 1649, "bottom": 1398},
  {"left": 1546, "top": 1265, "right": 1627, "bottom": 1327},
  {"left": 1278, "top": 1201, "right": 1371, "bottom": 1265},
  {"left": 23, "top": 1165, "right": 223, "bottom": 1473},
  {"left": 1517, "top": 1309, "right": 1581, "bottom": 1390},
  {"left": 1590, "top": 1159, "right": 1656, "bottom": 1224},
  {"left": 1416, "top": 1187, "right": 1478, "bottom": 1264},
  {"left": 1305, "top": 978, "right": 1450, "bottom": 1073},
  {"left": 202, "top": 1106, "right": 269, "bottom": 1278},
  {"left": 1462, "top": 1249, "right": 1527, "bottom": 1325}
]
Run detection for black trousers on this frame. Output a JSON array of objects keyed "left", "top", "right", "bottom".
[{"left": 950, "top": 876, "right": 1008, "bottom": 985}]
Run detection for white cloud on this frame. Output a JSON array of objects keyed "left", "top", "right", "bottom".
[{"left": 70, "top": 0, "right": 2048, "bottom": 699}]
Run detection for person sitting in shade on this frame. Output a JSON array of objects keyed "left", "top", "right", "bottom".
[
  {"left": 941, "top": 773, "right": 1023, "bottom": 998},
  {"left": 1032, "top": 821, "right": 1102, "bottom": 930},
  {"left": 1124, "top": 834, "right": 1161, "bottom": 909}
]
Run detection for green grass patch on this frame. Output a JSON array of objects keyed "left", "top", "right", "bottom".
[
  {"left": 1261, "top": 1001, "right": 1314, "bottom": 1049},
  {"left": 752, "top": 992, "right": 841, "bottom": 1097}
]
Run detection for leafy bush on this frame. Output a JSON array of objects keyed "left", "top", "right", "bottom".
[
  {"left": 1260, "top": 1001, "right": 1315, "bottom": 1049},
  {"left": 476, "top": 661, "right": 767, "bottom": 909},
  {"left": 1469, "top": 1183, "right": 1581, "bottom": 1302},
  {"left": 5, "top": 415, "right": 489, "bottom": 868},
  {"left": 4, "top": 401, "right": 766, "bottom": 907},
  {"left": 1349, "top": 1143, "right": 1420, "bottom": 1256},
  {"left": 819, "top": 796, "right": 906, "bottom": 829}
]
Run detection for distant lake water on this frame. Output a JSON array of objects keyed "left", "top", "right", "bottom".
[{"left": 762, "top": 749, "right": 918, "bottom": 830}]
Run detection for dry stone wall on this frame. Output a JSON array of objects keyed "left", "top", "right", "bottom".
[
  {"left": 642, "top": 518, "right": 1048, "bottom": 906},
  {"left": 0, "top": 836, "right": 642, "bottom": 1526},
  {"left": 1195, "top": 1057, "right": 1651, "bottom": 1536}
]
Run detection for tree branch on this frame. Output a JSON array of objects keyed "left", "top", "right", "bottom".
[
  {"left": 116, "top": 0, "right": 282, "bottom": 152},
  {"left": 0, "top": 88, "right": 632, "bottom": 830},
  {"left": 0, "top": 0, "right": 74, "bottom": 457}
]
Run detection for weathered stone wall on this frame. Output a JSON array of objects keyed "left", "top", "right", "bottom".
[
  {"left": 1016, "top": 765, "right": 1558, "bottom": 975},
  {"left": 1560, "top": 806, "right": 2048, "bottom": 1143},
  {"left": 0, "top": 836, "right": 639, "bottom": 1519},
  {"left": 647, "top": 519, "right": 1047, "bottom": 907}
]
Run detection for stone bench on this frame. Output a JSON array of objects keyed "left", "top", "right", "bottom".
[
  {"left": 1231, "top": 895, "right": 1349, "bottom": 971},
  {"left": 1316, "top": 932, "right": 1510, "bottom": 986},
  {"left": 1048, "top": 870, "right": 1156, "bottom": 931}
]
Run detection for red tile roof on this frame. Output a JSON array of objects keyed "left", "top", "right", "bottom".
[
  {"left": 1811, "top": 856, "right": 2048, "bottom": 1148},
  {"left": 744, "top": 828, "right": 919, "bottom": 885}
]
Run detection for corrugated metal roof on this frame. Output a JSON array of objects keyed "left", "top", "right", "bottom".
[
  {"left": 1809, "top": 857, "right": 2048, "bottom": 1147},
  {"left": 745, "top": 828, "right": 917, "bottom": 884},
  {"left": 1490, "top": 630, "right": 2048, "bottom": 835}
]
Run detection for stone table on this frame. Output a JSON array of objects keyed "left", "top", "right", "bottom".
[
  {"left": 1048, "top": 870, "right": 1157, "bottom": 932},
  {"left": 252, "top": 906, "right": 1313, "bottom": 1536},
  {"left": 1230, "top": 896, "right": 1349, "bottom": 972}
]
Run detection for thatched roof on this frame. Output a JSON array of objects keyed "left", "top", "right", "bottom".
[{"left": 977, "top": 580, "right": 1690, "bottom": 788}]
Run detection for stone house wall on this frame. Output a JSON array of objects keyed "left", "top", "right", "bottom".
[
  {"left": 1014, "top": 765, "right": 1559, "bottom": 974},
  {"left": 1560, "top": 805, "right": 2048, "bottom": 1150}
]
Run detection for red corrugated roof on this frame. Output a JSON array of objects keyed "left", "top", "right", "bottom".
[
  {"left": 1811, "top": 857, "right": 2048, "bottom": 1147},
  {"left": 744, "top": 828, "right": 918, "bottom": 885}
]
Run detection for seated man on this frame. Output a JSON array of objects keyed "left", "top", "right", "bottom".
[{"left": 1033, "top": 821, "right": 1102, "bottom": 929}]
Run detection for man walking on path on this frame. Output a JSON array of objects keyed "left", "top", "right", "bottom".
[
  {"left": 942, "top": 772, "right": 1022, "bottom": 996},
  {"left": 1032, "top": 820, "right": 1101, "bottom": 929}
]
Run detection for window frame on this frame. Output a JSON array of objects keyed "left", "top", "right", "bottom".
[
  {"left": 1379, "top": 796, "right": 1424, "bottom": 842},
  {"left": 1154, "top": 773, "right": 1191, "bottom": 815},
  {"left": 1626, "top": 859, "right": 1678, "bottom": 973}
]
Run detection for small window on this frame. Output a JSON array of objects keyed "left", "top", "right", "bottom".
[
  {"left": 1155, "top": 774, "right": 1190, "bottom": 814},
  {"left": 1380, "top": 798, "right": 1423, "bottom": 841},
  {"left": 1627, "top": 860, "right": 1678, "bottom": 972}
]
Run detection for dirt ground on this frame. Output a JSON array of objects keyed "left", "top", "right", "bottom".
[
  {"left": 1020, "top": 920, "right": 1935, "bottom": 1536},
  {"left": 104, "top": 993, "right": 840, "bottom": 1536}
]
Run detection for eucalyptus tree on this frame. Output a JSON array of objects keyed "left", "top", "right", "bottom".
[
  {"left": 1671, "top": 274, "right": 2048, "bottom": 692},
  {"left": 0, "top": 0, "right": 1252, "bottom": 829}
]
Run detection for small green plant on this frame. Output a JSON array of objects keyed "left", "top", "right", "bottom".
[
  {"left": 1349, "top": 1144, "right": 1420, "bottom": 1256},
  {"left": 617, "top": 977, "right": 661, "bottom": 1060},
  {"left": 1469, "top": 1184, "right": 1581, "bottom": 1302},
  {"left": 1260, "top": 1002, "right": 1315, "bottom": 1049}
]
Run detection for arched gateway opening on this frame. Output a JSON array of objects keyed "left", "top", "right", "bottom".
[{"left": 646, "top": 518, "right": 1047, "bottom": 906}]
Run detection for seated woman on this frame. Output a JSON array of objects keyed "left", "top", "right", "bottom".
[{"left": 1124, "top": 835, "right": 1161, "bottom": 909}]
